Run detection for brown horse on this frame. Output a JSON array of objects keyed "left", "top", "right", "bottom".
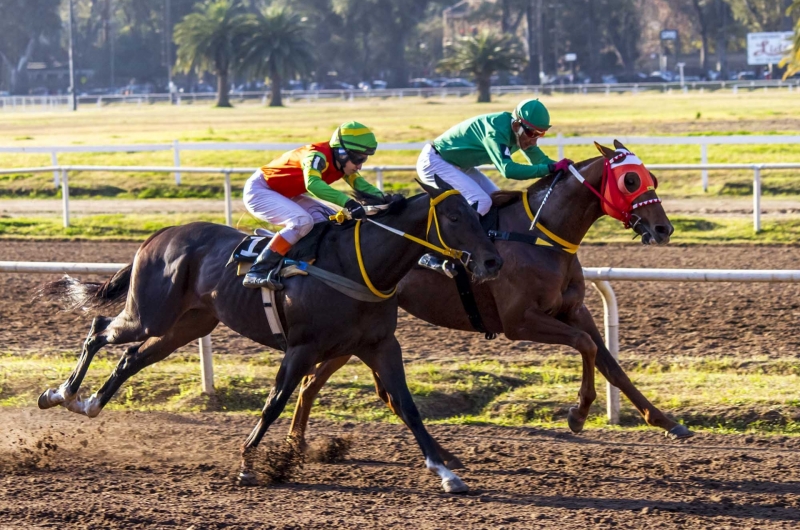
[
  {"left": 286, "top": 141, "right": 691, "bottom": 467},
  {"left": 37, "top": 178, "right": 503, "bottom": 493}
]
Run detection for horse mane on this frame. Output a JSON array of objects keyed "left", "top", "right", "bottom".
[{"left": 490, "top": 156, "right": 602, "bottom": 209}]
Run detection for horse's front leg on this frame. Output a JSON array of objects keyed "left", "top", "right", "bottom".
[
  {"left": 357, "top": 337, "right": 468, "bottom": 494},
  {"left": 567, "top": 304, "right": 693, "bottom": 439},
  {"left": 239, "top": 346, "right": 318, "bottom": 486},
  {"left": 505, "top": 307, "right": 598, "bottom": 433}
]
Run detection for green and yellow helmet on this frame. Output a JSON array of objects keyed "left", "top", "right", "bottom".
[
  {"left": 330, "top": 121, "right": 378, "bottom": 156},
  {"left": 512, "top": 98, "right": 551, "bottom": 132}
]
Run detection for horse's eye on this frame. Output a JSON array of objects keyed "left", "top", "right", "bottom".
[
  {"left": 623, "top": 172, "right": 640, "bottom": 193},
  {"left": 447, "top": 215, "right": 459, "bottom": 222}
]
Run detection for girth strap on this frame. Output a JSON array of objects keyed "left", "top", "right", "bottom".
[{"left": 452, "top": 263, "right": 496, "bottom": 340}]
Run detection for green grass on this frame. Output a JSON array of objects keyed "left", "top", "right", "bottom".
[
  {"left": 0, "top": 212, "right": 796, "bottom": 243},
  {"left": 2, "top": 90, "right": 800, "bottom": 199},
  {"left": 2, "top": 352, "right": 798, "bottom": 435}
]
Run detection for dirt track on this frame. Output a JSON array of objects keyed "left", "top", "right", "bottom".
[{"left": 2, "top": 240, "right": 800, "bottom": 528}]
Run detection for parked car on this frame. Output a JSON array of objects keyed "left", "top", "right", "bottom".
[
  {"left": 408, "top": 78, "right": 438, "bottom": 88},
  {"left": 735, "top": 71, "right": 757, "bottom": 81},
  {"left": 358, "top": 80, "right": 388, "bottom": 90},
  {"left": 29, "top": 87, "right": 49, "bottom": 96},
  {"left": 439, "top": 78, "right": 474, "bottom": 88}
]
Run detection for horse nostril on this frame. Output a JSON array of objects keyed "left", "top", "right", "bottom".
[
  {"left": 655, "top": 224, "right": 671, "bottom": 235},
  {"left": 484, "top": 257, "right": 503, "bottom": 272}
]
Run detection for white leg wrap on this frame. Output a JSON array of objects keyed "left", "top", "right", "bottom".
[{"left": 426, "top": 457, "right": 468, "bottom": 493}]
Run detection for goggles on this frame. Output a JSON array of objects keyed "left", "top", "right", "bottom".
[
  {"left": 517, "top": 120, "right": 548, "bottom": 139},
  {"left": 346, "top": 150, "right": 370, "bottom": 165}
]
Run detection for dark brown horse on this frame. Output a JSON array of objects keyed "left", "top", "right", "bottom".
[
  {"left": 37, "top": 178, "right": 503, "bottom": 493},
  {"left": 286, "top": 142, "right": 691, "bottom": 467}
]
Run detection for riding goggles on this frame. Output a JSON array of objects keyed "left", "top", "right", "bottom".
[
  {"left": 346, "top": 150, "right": 370, "bottom": 165},
  {"left": 518, "top": 121, "right": 547, "bottom": 139}
]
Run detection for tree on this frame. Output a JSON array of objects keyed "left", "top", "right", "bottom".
[
  {"left": 780, "top": 1, "right": 800, "bottom": 77},
  {"left": 0, "top": 0, "right": 61, "bottom": 94},
  {"left": 173, "top": 0, "right": 248, "bottom": 107},
  {"left": 238, "top": 6, "right": 314, "bottom": 107},
  {"left": 438, "top": 30, "right": 526, "bottom": 103}
]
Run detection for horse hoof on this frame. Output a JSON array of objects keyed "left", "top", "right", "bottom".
[
  {"left": 237, "top": 471, "right": 258, "bottom": 487},
  {"left": 666, "top": 424, "right": 693, "bottom": 440},
  {"left": 442, "top": 476, "right": 469, "bottom": 494},
  {"left": 567, "top": 407, "right": 585, "bottom": 434},
  {"left": 445, "top": 456, "right": 465, "bottom": 470},
  {"left": 37, "top": 389, "right": 60, "bottom": 410}
]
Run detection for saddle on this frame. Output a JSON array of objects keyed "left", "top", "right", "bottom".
[{"left": 227, "top": 225, "right": 329, "bottom": 276}]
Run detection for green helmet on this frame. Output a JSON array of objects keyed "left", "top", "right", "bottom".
[
  {"left": 330, "top": 121, "right": 378, "bottom": 155},
  {"left": 513, "top": 99, "right": 551, "bottom": 131}
]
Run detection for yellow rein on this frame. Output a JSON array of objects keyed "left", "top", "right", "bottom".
[
  {"left": 354, "top": 189, "right": 465, "bottom": 299},
  {"left": 520, "top": 191, "right": 580, "bottom": 254}
]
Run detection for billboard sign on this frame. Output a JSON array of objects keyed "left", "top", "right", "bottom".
[
  {"left": 660, "top": 30, "right": 678, "bottom": 41},
  {"left": 747, "top": 32, "right": 793, "bottom": 65}
]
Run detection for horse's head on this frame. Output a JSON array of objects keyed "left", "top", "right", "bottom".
[
  {"left": 418, "top": 175, "right": 503, "bottom": 282},
  {"left": 593, "top": 140, "right": 673, "bottom": 245}
]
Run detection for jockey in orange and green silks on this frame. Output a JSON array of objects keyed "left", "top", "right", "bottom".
[{"left": 241, "top": 121, "right": 383, "bottom": 290}]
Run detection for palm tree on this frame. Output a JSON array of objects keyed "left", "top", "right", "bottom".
[
  {"left": 781, "top": 1, "right": 800, "bottom": 78},
  {"left": 173, "top": 0, "right": 249, "bottom": 108},
  {"left": 438, "top": 30, "right": 527, "bottom": 103},
  {"left": 238, "top": 7, "right": 314, "bottom": 107}
]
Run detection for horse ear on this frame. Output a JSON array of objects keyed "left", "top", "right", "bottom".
[
  {"left": 470, "top": 201, "right": 479, "bottom": 211},
  {"left": 416, "top": 178, "right": 438, "bottom": 197},
  {"left": 613, "top": 139, "right": 627, "bottom": 151},
  {"left": 594, "top": 141, "right": 616, "bottom": 159},
  {"left": 433, "top": 174, "right": 453, "bottom": 191},
  {"left": 416, "top": 175, "right": 453, "bottom": 197}
]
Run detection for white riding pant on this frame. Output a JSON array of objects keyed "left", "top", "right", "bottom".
[
  {"left": 242, "top": 170, "right": 334, "bottom": 245},
  {"left": 416, "top": 143, "right": 499, "bottom": 216}
]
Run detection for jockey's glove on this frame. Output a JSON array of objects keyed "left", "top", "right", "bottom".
[
  {"left": 344, "top": 199, "right": 367, "bottom": 220},
  {"left": 548, "top": 158, "right": 574, "bottom": 174}
]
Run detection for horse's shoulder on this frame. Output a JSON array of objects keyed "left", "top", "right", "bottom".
[{"left": 491, "top": 190, "right": 522, "bottom": 209}]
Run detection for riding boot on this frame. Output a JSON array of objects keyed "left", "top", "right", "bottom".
[
  {"left": 243, "top": 248, "right": 285, "bottom": 290},
  {"left": 417, "top": 253, "right": 458, "bottom": 278}
]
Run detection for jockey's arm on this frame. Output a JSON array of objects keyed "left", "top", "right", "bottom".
[
  {"left": 344, "top": 172, "right": 383, "bottom": 199},
  {"left": 302, "top": 152, "right": 351, "bottom": 207},
  {"left": 522, "top": 145, "right": 557, "bottom": 169},
  {"left": 483, "top": 132, "right": 551, "bottom": 180}
]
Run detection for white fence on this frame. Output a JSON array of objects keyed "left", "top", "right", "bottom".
[
  {"left": 3, "top": 79, "right": 800, "bottom": 112},
  {"left": 4, "top": 260, "right": 799, "bottom": 424},
  {"left": 1, "top": 159, "right": 796, "bottom": 232}
]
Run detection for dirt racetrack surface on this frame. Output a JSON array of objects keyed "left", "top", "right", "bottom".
[
  {"left": 1, "top": 240, "right": 799, "bottom": 361},
  {"left": 2, "top": 240, "right": 800, "bottom": 528},
  {"left": 1, "top": 409, "right": 799, "bottom": 529}
]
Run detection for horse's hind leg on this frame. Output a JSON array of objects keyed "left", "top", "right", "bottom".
[
  {"left": 358, "top": 337, "right": 468, "bottom": 494},
  {"left": 288, "top": 355, "right": 352, "bottom": 448},
  {"left": 38, "top": 312, "right": 145, "bottom": 410},
  {"left": 239, "top": 346, "right": 319, "bottom": 485},
  {"left": 61, "top": 310, "right": 219, "bottom": 417},
  {"left": 569, "top": 305, "right": 692, "bottom": 439}
]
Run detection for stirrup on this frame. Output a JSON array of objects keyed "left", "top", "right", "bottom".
[
  {"left": 242, "top": 265, "right": 285, "bottom": 291},
  {"left": 417, "top": 254, "right": 458, "bottom": 278}
]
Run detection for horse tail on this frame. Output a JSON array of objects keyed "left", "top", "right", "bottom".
[{"left": 39, "top": 263, "right": 132, "bottom": 312}]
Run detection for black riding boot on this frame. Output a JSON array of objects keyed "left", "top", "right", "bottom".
[
  {"left": 417, "top": 253, "right": 458, "bottom": 278},
  {"left": 242, "top": 248, "right": 285, "bottom": 290}
]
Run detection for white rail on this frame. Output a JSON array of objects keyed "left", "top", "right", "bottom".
[
  {"left": 3, "top": 134, "right": 800, "bottom": 193},
  {"left": 2, "top": 161, "right": 797, "bottom": 233},
  {"left": 4, "top": 260, "right": 799, "bottom": 425}
]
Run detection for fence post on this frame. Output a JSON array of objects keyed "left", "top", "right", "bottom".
[
  {"left": 173, "top": 139, "right": 181, "bottom": 185},
  {"left": 199, "top": 334, "right": 215, "bottom": 394},
  {"left": 753, "top": 165, "right": 761, "bottom": 233},
  {"left": 51, "top": 152, "right": 59, "bottom": 187},
  {"left": 592, "top": 281, "right": 620, "bottom": 425},
  {"left": 61, "top": 169, "right": 70, "bottom": 228},
  {"left": 701, "top": 143, "right": 708, "bottom": 192},
  {"left": 224, "top": 170, "right": 233, "bottom": 226},
  {"left": 376, "top": 167, "right": 384, "bottom": 191},
  {"left": 557, "top": 132, "right": 564, "bottom": 160}
]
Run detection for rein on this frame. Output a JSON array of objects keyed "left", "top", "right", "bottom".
[{"left": 348, "top": 189, "right": 471, "bottom": 300}]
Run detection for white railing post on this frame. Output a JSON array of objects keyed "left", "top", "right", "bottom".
[
  {"left": 592, "top": 281, "right": 620, "bottom": 425},
  {"left": 61, "top": 169, "right": 70, "bottom": 228},
  {"left": 51, "top": 151, "right": 59, "bottom": 187},
  {"left": 376, "top": 167, "right": 384, "bottom": 191},
  {"left": 173, "top": 139, "right": 181, "bottom": 185},
  {"left": 223, "top": 170, "right": 233, "bottom": 226},
  {"left": 700, "top": 143, "right": 708, "bottom": 192},
  {"left": 753, "top": 165, "right": 761, "bottom": 233},
  {"left": 557, "top": 132, "right": 564, "bottom": 160},
  {"left": 199, "top": 334, "right": 215, "bottom": 394}
]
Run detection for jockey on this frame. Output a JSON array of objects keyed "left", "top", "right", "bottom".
[
  {"left": 242, "top": 121, "right": 383, "bottom": 290},
  {"left": 416, "top": 98, "right": 573, "bottom": 276}
]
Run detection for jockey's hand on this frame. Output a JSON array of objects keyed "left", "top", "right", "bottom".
[
  {"left": 344, "top": 199, "right": 367, "bottom": 220},
  {"left": 548, "top": 158, "right": 574, "bottom": 174}
]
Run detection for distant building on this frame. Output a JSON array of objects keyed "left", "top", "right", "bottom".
[{"left": 26, "top": 62, "right": 95, "bottom": 95}]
